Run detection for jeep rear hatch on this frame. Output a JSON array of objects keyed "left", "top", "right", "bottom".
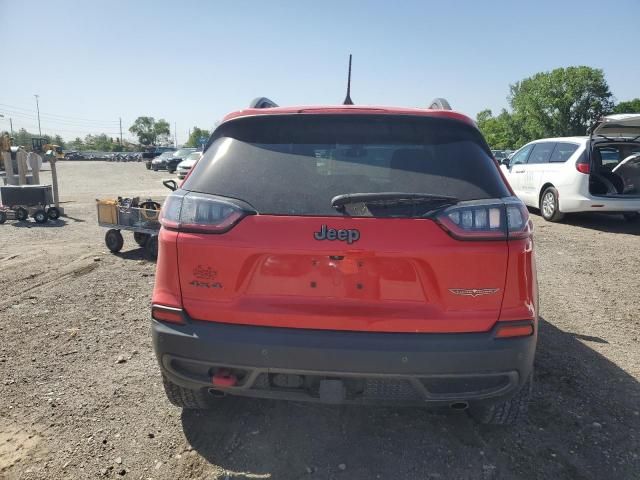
[{"left": 168, "top": 114, "right": 522, "bottom": 333}]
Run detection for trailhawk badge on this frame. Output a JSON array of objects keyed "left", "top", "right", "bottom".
[
  {"left": 314, "top": 225, "right": 360, "bottom": 244},
  {"left": 449, "top": 288, "right": 500, "bottom": 297}
]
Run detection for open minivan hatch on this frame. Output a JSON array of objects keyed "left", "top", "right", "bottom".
[{"left": 589, "top": 114, "right": 640, "bottom": 197}]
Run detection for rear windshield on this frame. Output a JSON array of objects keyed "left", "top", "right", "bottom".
[{"left": 182, "top": 115, "right": 509, "bottom": 216}]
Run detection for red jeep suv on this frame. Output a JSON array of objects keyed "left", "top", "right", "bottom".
[{"left": 152, "top": 100, "right": 538, "bottom": 425}]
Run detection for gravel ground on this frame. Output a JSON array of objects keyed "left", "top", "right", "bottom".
[{"left": 0, "top": 161, "right": 638, "bottom": 480}]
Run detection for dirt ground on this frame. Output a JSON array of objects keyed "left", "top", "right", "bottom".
[{"left": 0, "top": 161, "right": 639, "bottom": 480}]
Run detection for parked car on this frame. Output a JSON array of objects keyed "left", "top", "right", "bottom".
[
  {"left": 149, "top": 151, "right": 175, "bottom": 171},
  {"left": 500, "top": 114, "right": 640, "bottom": 222},
  {"left": 176, "top": 151, "right": 202, "bottom": 179},
  {"left": 151, "top": 148, "right": 195, "bottom": 172},
  {"left": 151, "top": 98, "right": 538, "bottom": 425},
  {"left": 491, "top": 150, "right": 508, "bottom": 162},
  {"left": 144, "top": 147, "right": 176, "bottom": 169}
]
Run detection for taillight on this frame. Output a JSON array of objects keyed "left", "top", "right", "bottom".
[
  {"left": 160, "top": 191, "right": 255, "bottom": 233},
  {"left": 576, "top": 162, "right": 590, "bottom": 174},
  {"left": 435, "top": 198, "right": 531, "bottom": 241},
  {"left": 576, "top": 153, "right": 590, "bottom": 174}
]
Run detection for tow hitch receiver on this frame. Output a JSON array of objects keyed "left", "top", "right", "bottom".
[{"left": 211, "top": 369, "right": 237, "bottom": 387}]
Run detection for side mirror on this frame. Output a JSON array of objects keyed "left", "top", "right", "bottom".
[
  {"left": 163, "top": 179, "right": 177, "bottom": 191},
  {"left": 500, "top": 158, "right": 510, "bottom": 167}
]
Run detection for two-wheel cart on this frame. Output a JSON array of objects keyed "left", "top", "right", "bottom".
[
  {"left": 97, "top": 197, "right": 161, "bottom": 259},
  {"left": 0, "top": 185, "right": 61, "bottom": 224}
]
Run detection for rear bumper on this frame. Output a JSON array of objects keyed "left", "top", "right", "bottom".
[
  {"left": 153, "top": 319, "right": 536, "bottom": 406},
  {"left": 560, "top": 192, "right": 640, "bottom": 213}
]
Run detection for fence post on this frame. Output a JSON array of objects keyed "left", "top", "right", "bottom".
[{"left": 16, "top": 148, "right": 27, "bottom": 185}]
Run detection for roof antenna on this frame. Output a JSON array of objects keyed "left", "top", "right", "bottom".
[{"left": 343, "top": 54, "right": 354, "bottom": 105}]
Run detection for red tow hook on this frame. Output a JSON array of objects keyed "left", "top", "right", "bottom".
[{"left": 211, "top": 369, "right": 237, "bottom": 387}]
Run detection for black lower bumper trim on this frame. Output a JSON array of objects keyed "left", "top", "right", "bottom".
[{"left": 152, "top": 319, "right": 536, "bottom": 405}]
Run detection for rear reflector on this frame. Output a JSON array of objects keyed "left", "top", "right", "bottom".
[
  {"left": 151, "top": 305, "right": 185, "bottom": 325},
  {"left": 495, "top": 322, "right": 534, "bottom": 338},
  {"left": 436, "top": 198, "right": 531, "bottom": 241}
]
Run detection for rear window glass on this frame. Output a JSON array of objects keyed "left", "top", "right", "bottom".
[{"left": 183, "top": 115, "right": 510, "bottom": 216}]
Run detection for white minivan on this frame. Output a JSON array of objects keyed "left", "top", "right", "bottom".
[{"left": 501, "top": 114, "right": 640, "bottom": 222}]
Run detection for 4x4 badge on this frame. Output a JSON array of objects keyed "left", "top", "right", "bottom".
[
  {"left": 449, "top": 288, "right": 500, "bottom": 297},
  {"left": 314, "top": 225, "right": 360, "bottom": 244}
]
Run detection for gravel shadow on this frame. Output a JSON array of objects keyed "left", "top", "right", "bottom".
[
  {"left": 180, "top": 318, "right": 640, "bottom": 479},
  {"left": 10, "top": 218, "right": 68, "bottom": 228}
]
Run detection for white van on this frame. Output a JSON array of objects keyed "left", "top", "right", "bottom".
[{"left": 501, "top": 114, "right": 640, "bottom": 222}]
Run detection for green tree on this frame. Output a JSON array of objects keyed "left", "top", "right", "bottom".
[
  {"left": 53, "top": 134, "right": 66, "bottom": 148},
  {"left": 613, "top": 98, "right": 640, "bottom": 114},
  {"left": 128, "top": 116, "right": 171, "bottom": 145},
  {"left": 509, "top": 66, "right": 614, "bottom": 138},
  {"left": 184, "top": 126, "right": 210, "bottom": 147},
  {"left": 67, "top": 137, "right": 84, "bottom": 150}
]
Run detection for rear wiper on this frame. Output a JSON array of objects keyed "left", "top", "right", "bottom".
[{"left": 331, "top": 192, "right": 459, "bottom": 210}]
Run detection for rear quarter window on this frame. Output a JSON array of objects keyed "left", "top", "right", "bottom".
[
  {"left": 183, "top": 115, "right": 510, "bottom": 216},
  {"left": 549, "top": 142, "right": 579, "bottom": 163}
]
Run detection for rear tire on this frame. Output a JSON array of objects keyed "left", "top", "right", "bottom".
[
  {"left": 15, "top": 207, "right": 28, "bottom": 221},
  {"left": 105, "top": 229, "right": 124, "bottom": 253},
  {"left": 469, "top": 374, "right": 532, "bottom": 425},
  {"left": 144, "top": 235, "right": 158, "bottom": 260},
  {"left": 47, "top": 207, "right": 61, "bottom": 220},
  {"left": 540, "top": 187, "right": 564, "bottom": 222},
  {"left": 133, "top": 232, "right": 149, "bottom": 247},
  {"left": 162, "top": 373, "right": 213, "bottom": 409},
  {"left": 33, "top": 210, "right": 48, "bottom": 224},
  {"left": 0, "top": 211, "right": 6, "bottom": 224},
  {"left": 623, "top": 212, "right": 640, "bottom": 222}
]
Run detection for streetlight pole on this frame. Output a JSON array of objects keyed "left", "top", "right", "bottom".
[{"left": 34, "top": 94, "right": 42, "bottom": 138}]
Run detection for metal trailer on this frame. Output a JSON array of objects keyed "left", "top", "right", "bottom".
[
  {"left": 0, "top": 185, "right": 60, "bottom": 224},
  {"left": 97, "top": 200, "right": 161, "bottom": 259}
]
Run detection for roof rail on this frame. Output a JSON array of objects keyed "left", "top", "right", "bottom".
[
  {"left": 249, "top": 97, "right": 279, "bottom": 109},
  {"left": 427, "top": 98, "right": 452, "bottom": 110}
]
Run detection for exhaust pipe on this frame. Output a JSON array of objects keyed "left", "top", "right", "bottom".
[
  {"left": 208, "top": 388, "right": 227, "bottom": 398},
  {"left": 449, "top": 401, "right": 469, "bottom": 410}
]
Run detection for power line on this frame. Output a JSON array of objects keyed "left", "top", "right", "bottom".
[
  {"left": 0, "top": 102, "right": 120, "bottom": 124},
  {"left": 0, "top": 109, "right": 122, "bottom": 128}
]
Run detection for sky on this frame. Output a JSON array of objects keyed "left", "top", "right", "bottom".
[{"left": 1, "top": 0, "right": 639, "bottom": 145}]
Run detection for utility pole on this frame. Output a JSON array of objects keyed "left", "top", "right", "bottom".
[
  {"left": 34, "top": 94, "right": 42, "bottom": 137},
  {"left": 0, "top": 114, "right": 13, "bottom": 136},
  {"left": 119, "top": 117, "right": 123, "bottom": 145},
  {"left": 174, "top": 121, "right": 177, "bottom": 147}
]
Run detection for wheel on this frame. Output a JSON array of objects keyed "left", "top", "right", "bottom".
[
  {"left": 152, "top": 165, "right": 158, "bottom": 171},
  {"left": 623, "top": 212, "right": 640, "bottom": 222},
  {"left": 540, "top": 187, "right": 564, "bottom": 222},
  {"left": 469, "top": 374, "right": 532, "bottom": 425},
  {"left": 146, "top": 163, "right": 151, "bottom": 170},
  {"left": 47, "top": 207, "right": 60, "bottom": 220},
  {"left": 15, "top": 207, "right": 28, "bottom": 221},
  {"left": 0, "top": 211, "right": 6, "bottom": 224},
  {"left": 133, "top": 232, "right": 149, "bottom": 247},
  {"left": 144, "top": 235, "right": 158, "bottom": 260},
  {"left": 105, "top": 229, "right": 124, "bottom": 253},
  {"left": 168, "top": 168, "right": 175, "bottom": 174},
  {"left": 162, "top": 373, "right": 213, "bottom": 409},
  {"left": 33, "top": 210, "right": 48, "bottom": 224}
]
